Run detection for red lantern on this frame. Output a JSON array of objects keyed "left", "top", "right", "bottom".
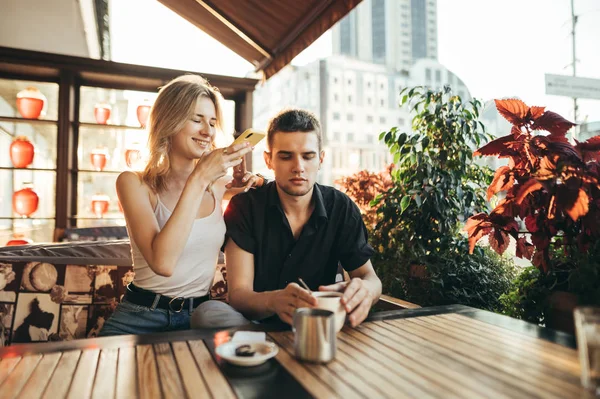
[
  {"left": 94, "top": 103, "right": 111, "bottom": 124},
  {"left": 91, "top": 194, "right": 110, "bottom": 218},
  {"left": 16, "top": 87, "right": 46, "bottom": 119},
  {"left": 13, "top": 187, "right": 39, "bottom": 217},
  {"left": 9, "top": 136, "right": 35, "bottom": 168},
  {"left": 125, "top": 148, "right": 141, "bottom": 168},
  {"left": 90, "top": 148, "right": 108, "bottom": 171},
  {"left": 136, "top": 104, "right": 151, "bottom": 127}
]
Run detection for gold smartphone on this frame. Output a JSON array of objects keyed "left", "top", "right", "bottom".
[{"left": 231, "top": 128, "right": 266, "bottom": 147}]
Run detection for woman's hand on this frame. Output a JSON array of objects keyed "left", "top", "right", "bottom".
[
  {"left": 226, "top": 171, "right": 264, "bottom": 191},
  {"left": 191, "top": 142, "right": 252, "bottom": 186}
]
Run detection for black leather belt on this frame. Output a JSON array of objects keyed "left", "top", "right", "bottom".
[{"left": 125, "top": 283, "right": 209, "bottom": 312}]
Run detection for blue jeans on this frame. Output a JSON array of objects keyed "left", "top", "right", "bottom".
[{"left": 98, "top": 299, "right": 192, "bottom": 337}]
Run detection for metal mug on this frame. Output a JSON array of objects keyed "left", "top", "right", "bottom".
[{"left": 293, "top": 308, "right": 336, "bottom": 363}]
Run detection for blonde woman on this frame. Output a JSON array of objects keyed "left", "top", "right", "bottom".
[{"left": 100, "top": 75, "right": 257, "bottom": 336}]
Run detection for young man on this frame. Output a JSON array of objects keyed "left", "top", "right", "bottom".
[{"left": 223, "top": 109, "right": 382, "bottom": 327}]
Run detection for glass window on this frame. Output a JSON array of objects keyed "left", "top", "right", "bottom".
[
  {"left": 333, "top": 112, "right": 340, "bottom": 120},
  {"left": 348, "top": 133, "right": 354, "bottom": 142},
  {"left": 380, "top": 116, "right": 386, "bottom": 124},
  {"left": 367, "top": 115, "right": 374, "bottom": 123},
  {"left": 425, "top": 68, "right": 432, "bottom": 80},
  {"left": 347, "top": 114, "right": 354, "bottom": 122}
]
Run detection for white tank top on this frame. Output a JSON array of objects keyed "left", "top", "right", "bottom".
[{"left": 130, "top": 191, "right": 225, "bottom": 298}]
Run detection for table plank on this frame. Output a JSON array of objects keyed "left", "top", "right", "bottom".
[
  {"left": 362, "top": 321, "right": 531, "bottom": 399},
  {"left": 136, "top": 344, "right": 161, "bottom": 398},
  {"left": 41, "top": 350, "right": 81, "bottom": 399},
  {"left": 188, "top": 340, "right": 236, "bottom": 399},
  {"left": 411, "top": 316, "right": 582, "bottom": 393},
  {"left": 0, "top": 357, "right": 21, "bottom": 386},
  {"left": 171, "top": 341, "right": 212, "bottom": 399},
  {"left": 442, "top": 313, "right": 579, "bottom": 359},
  {"left": 377, "top": 319, "right": 548, "bottom": 399},
  {"left": 0, "top": 354, "right": 41, "bottom": 399},
  {"left": 267, "top": 332, "right": 339, "bottom": 399},
  {"left": 344, "top": 326, "right": 483, "bottom": 399},
  {"left": 67, "top": 348, "right": 100, "bottom": 399},
  {"left": 429, "top": 314, "right": 579, "bottom": 367},
  {"left": 91, "top": 348, "right": 118, "bottom": 399},
  {"left": 335, "top": 333, "right": 434, "bottom": 399},
  {"left": 395, "top": 317, "right": 582, "bottom": 399},
  {"left": 17, "top": 352, "right": 61, "bottom": 399},
  {"left": 337, "top": 328, "right": 444, "bottom": 398},
  {"left": 116, "top": 346, "right": 137, "bottom": 399},
  {"left": 153, "top": 343, "right": 185, "bottom": 399}
]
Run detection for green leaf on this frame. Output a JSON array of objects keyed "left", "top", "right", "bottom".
[{"left": 400, "top": 195, "right": 411, "bottom": 213}]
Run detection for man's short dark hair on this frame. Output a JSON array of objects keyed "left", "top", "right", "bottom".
[{"left": 267, "top": 109, "right": 322, "bottom": 151}]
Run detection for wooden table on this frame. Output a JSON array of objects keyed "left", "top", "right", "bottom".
[{"left": 0, "top": 305, "right": 591, "bottom": 399}]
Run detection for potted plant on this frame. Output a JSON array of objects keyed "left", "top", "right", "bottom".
[
  {"left": 466, "top": 98, "right": 600, "bottom": 331},
  {"left": 339, "top": 86, "right": 517, "bottom": 310}
]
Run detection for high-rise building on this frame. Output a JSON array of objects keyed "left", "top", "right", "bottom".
[
  {"left": 252, "top": 0, "right": 470, "bottom": 185},
  {"left": 332, "top": 0, "right": 438, "bottom": 71}
]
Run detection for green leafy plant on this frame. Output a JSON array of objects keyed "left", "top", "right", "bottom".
[
  {"left": 374, "top": 86, "right": 492, "bottom": 262},
  {"left": 338, "top": 86, "right": 517, "bottom": 310}
]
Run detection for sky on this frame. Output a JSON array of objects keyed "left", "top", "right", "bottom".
[{"left": 110, "top": 0, "right": 600, "bottom": 124}]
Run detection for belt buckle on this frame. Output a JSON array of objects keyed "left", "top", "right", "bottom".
[{"left": 168, "top": 296, "right": 185, "bottom": 312}]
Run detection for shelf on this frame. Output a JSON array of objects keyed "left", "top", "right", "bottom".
[
  {"left": 78, "top": 122, "right": 145, "bottom": 131},
  {"left": 69, "top": 217, "right": 124, "bottom": 220},
  {"left": 0, "top": 217, "right": 55, "bottom": 220},
  {"left": 0, "top": 167, "right": 56, "bottom": 172},
  {"left": 0, "top": 115, "right": 58, "bottom": 126},
  {"left": 75, "top": 169, "right": 122, "bottom": 174}
]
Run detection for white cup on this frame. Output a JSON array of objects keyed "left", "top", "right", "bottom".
[{"left": 312, "top": 291, "right": 346, "bottom": 332}]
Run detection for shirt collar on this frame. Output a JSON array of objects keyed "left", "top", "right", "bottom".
[{"left": 267, "top": 181, "right": 329, "bottom": 222}]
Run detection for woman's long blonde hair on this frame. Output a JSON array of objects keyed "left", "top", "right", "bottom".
[{"left": 141, "top": 75, "right": 225, "bottom": 193}]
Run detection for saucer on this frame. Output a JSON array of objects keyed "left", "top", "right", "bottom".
[{"left": 215, "top": 341, "right": 279, "bottom": 367}]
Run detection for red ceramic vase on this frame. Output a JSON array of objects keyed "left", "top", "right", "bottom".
[
  {"left": 90, "top": 148, "right": 108, "bottom": 171},
  {"left": 94, "top": 104, "right": 111, "bottom": 124},
  {"left": 125, "top": 149, "right": 141, "bottom": 168},
  {"left": 136, "top": 104, "right": 151, "bottom": 127},
  {"left": 6, "top": 238, "right": 33, "bottom": 246},
  {"left": 9, "top": 136, "right": 35, "bottom": 168},
  {"left": 16, "top": 87, "right": 46, "bottom": 119},
  {"left": 91, "top": 195, "right": 110, "bottom": 218},
  {"left": 13, "top": 187, "right": 39, "bottom": 217}
]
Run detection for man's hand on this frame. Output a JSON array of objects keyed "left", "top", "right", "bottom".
[
  {"left": 269, "top": 283, "right": 317, "bottom": 325},
  {"left": 319, "top": 278, "right": 374, "bottom": 327}
]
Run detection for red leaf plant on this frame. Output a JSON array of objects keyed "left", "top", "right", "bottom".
[
  {"left": 336, "top": 164, "right": 395, "bottom": 227},
  {"left": 465, "top": 99, "right": 600, "bottom": 273}
]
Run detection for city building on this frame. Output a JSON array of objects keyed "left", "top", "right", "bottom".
[
  {"left": 252, "top": 56, "right": 471, "bottom": 184},
  {"left": 332, "top": 0, "right": 438, "bottom": 71}
]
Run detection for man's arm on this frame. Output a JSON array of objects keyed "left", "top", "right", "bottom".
[
  {"left": 319, "top": 260, "right": 382, "bottom": 327},
  {"left": 225, "top": 239, "right": 317, "bottom": 324}
]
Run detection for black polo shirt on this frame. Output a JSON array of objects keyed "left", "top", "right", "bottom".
[{"left": 224, "top": 181, "right": 374, "bottom": 292}]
